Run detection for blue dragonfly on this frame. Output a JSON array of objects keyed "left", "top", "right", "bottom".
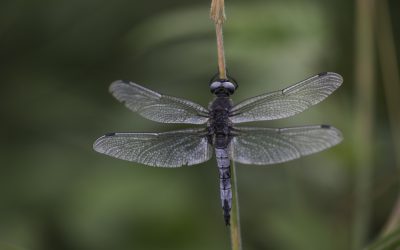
[{"left": 93, "top": 72, "right": 343, "bottom": 225}]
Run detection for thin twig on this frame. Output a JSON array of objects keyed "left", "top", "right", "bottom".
[
  {"left": 210, "top": 1, "right": 242, "bottom": 249},
  {"left": 230, "top": 161, "right": 242, "bottom": 250},
  {"left": 376, "top": 0, "right": 400, "bottom": 235},
  {"left": 210, "top": 0, "right": 227, "bottom": 80}
]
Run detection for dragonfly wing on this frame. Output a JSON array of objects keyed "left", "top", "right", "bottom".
[
  {"left": 93, "top": 128, "right": 213, "bottom": 167},
  {"left": 110, "top": 80, "right": 209, "bottom": 124},
  {"left": 231, "top": 125, "right": 342, "bottom": 165},
  {"left": 230, "top": 72, "right": 342, "bottom": 123}
]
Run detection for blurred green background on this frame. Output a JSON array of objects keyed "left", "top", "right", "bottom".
[{"left": 1, "top": 0, "right": 400, "bottom": 249}]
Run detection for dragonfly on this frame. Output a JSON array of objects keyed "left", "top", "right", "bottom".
[{"left": 93, "top": 72, "right": 343, "bottom": 225}]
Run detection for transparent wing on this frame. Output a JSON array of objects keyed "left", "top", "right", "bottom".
[
  {"left": 230, "top": 72, "right": 343, "bottom": 123},
  {"left": 110, "top": 80, "right": 209, "bottom": 124},
  {"left": 93, "top": 128, "right": 213, "bottom": 167},
  {"left": 231, "top": 125, "right": 342, "bottom": 165}
]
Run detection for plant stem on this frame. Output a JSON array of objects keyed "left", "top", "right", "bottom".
[
  {"left": 210, "top": 1, "right": 242, "bottom": 249},
  {"left": 230, "top": 161, "right": 242, "bottom": 250},
  {"left": 376, "top": 0, "right": 400, "bottom": 235},
  {"left": 210, "top": 0, "right": 227, "bottom": 79},
  {"left": 352, "top": 0, "right": 376, "bottom": 249},
  {"left": 215, "top": 22, "right": 227, "bottom": 79}
]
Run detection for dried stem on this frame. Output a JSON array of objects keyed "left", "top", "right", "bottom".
[
  {"left": 230, "top": 161, "right": 242, "bottom": 250},
  {"left": 210, "top": 1, "right": 242, "bottom": 249},
  {"left": 210, "top": 0, "right": 227, "bottom": 79}
]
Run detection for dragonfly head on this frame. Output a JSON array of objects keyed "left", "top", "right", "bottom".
[{"left": 209, "top": 75, "right": 238, "bottom": 96}]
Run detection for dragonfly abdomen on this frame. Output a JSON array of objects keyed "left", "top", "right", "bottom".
[
  {"left": 208, "top": 96, "right": 234, "bottom": 225},
  {"left": 215, "top": 148, "right": 232, "bottom": 226}
]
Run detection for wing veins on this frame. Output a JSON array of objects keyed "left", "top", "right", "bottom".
[
  {"left": 231, "top": 125, "right": 342, "bottom": 165},
  {"left": 230, "top": 72, "right": 342, "bottom": 123},
  {"left": 110, "top": 80, "right": 209, "bottom": 124},
  {"left": 93, "top": 129, "right": 212, "bottom": 167}
]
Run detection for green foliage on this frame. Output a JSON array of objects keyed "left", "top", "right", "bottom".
[{"left": 365, "top": 228, "right": 400, "bottom": 250}]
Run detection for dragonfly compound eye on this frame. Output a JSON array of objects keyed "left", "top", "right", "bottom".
[
  {"left": 210, "top": 81, "right": 223, "bottom": 93},
  {"left": 222, "top": 81, "right": 236, "bottom": 94}
]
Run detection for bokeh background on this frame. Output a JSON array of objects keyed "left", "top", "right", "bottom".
[{"left": 1, "top": 0, "right": 400, "bottom": 249}]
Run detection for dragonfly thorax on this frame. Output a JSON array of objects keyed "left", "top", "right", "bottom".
[{"left": 208, "top": 97, "right": 233, "bottom": 148}]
